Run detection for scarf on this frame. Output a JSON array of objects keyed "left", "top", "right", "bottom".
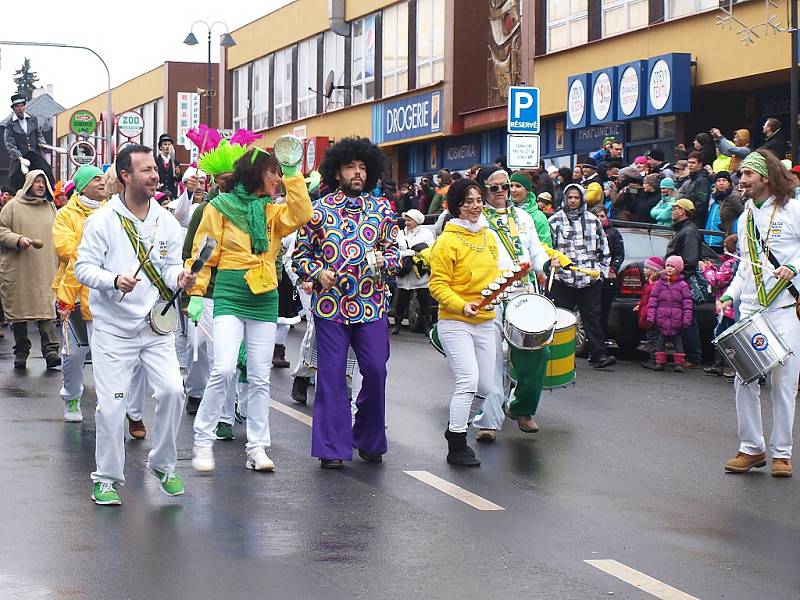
[
  {"left": 210, "top": 183, "right": 270, "bottom": 254},
  {"left": 79, "top": 195, "right": 103, "bottom": 209},
  {"left": 450, "top": 215, "right": 488, "bottom": 233},
  {"left": 483, "top": 202, "right": 524, "bottom": 258}
]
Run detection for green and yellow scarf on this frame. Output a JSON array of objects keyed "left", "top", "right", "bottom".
[{"left": 210, "top": 183, "right": 271, "bottom": 254}]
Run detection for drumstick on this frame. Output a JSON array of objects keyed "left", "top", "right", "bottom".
[
  {"left": 724, "top": 251, "right": 777, "bottom": 274},
  {"left": 118, "top": 242, "right": 155, "bottom": 302},
  {"left": 31, "top": 239, "right": 44, "bottom": 249},
  {"left": 62, "top": 319, "right": 70, "bottom": 356}
]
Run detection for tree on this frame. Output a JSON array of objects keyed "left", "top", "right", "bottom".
[{"left": 13, "top": 58, "right": 39, "bottom": 101}]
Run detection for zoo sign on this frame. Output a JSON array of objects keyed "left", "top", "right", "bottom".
[{"left": 116, "top": 111, "right": 144, "bottom": 138}]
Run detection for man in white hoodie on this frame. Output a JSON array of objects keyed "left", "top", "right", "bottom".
[{"left": 75, "top": 144, "right": 196, "bottom": 505}]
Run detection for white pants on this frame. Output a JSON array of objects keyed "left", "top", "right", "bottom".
[
  {"left": 194, "top": 315, "right": 276, "bottom": 453},
  {"left": 184, "top": 298, "right": 236, "bottom": 423},
  {"left": 735, "top": 307, "right": 800, "bottom": 459},
  {"left": 125, "top": 363, "right": 150, "bottom": 421},
  {"left": 60, "top": 318, "right": 93, "bottom": 403},
  {"left": 91, "top": 326, "right": 185, "bottom": 485},
  {"left": 473, "top": 309, "right": 509, "bottom": 431},
  {"left": 292, "top": 290, "right": 315, "bottom": 380},
  {"left": 175, "top": 314, "right": 190, "bottom": 370},
  {"left": 276, "top": 323, "right": 289, "bottom": 345},
  {"left": 438, "top": 319, "right": 496, "bottom": 433}
]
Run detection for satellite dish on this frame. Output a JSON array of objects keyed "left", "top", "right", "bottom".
[{"left": 324, "top": 71, "right": 335, "bottom": 99}]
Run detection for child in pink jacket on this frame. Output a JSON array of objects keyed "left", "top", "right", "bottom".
[{"left": 701, "top": 234, "right": 737, "bottom": 376}]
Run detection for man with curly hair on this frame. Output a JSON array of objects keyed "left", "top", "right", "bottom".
[{"left": 292, "top": 137, "right": 399, "bottom": 469}]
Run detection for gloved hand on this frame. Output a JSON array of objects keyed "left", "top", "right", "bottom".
[
  {"left": 18, "top": 156, "right": 30, "bottom": 174},
  {"left": 187, "top": 296, "right": 204, "bottom": 323},
  {"left": 282, "top": 163, "right": 298, "bottom": 176}
]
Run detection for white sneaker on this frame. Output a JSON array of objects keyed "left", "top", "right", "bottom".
[
  {"left": 192, "top": 445, "right": 215, "bottom": 472},
  {"left": 64, "top": 399, "right": 83, "bottom": 422},
  {"left": 245, "top": 448, "right": 275, "bottom": 471}
]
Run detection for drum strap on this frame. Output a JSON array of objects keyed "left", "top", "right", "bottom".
[
  {"left": 117, "top": 213, "right": 172, "bottom": 301},
  {"left": 746, "top": 211, "right": 797, "bottom": 307}
]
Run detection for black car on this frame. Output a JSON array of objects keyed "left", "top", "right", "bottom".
[{"left": 605, "top": 225, "right": 722, "bottom": 358}]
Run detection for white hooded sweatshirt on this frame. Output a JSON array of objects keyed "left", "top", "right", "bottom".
[{"left": 75, "top": 194, "right": 184, "bottom": 337}]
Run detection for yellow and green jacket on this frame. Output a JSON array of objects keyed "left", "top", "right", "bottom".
[
  {"left": 186, "top": 173, "right": 313, "bottom": 296},
  {"left": 52, "top": 194, "right": 104, "bottom": 320},
  {"left": 429, "top": 220, "right": 501, "bottom": 324}
]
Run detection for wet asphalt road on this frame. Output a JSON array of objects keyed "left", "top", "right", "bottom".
[{"left": 1, "top": 322, "right": 799, "bottom": 600}]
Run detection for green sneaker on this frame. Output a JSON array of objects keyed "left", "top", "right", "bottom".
[
  {"left": 150, "top": 467, "right": 185, "bottom": 496},
  {"left": 64, "top": 399, "right": 83, "bottom": 422},
  {"left": 215, "top": 422, "right": 235, "bottom": 440},
  {"left": 92, "top": 482, "right": 121, "bottom": 505}
]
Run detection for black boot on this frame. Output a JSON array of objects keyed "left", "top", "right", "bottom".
[
  {"left": 272, "top": 344, "right": 290, "bottom": 368},
  {"left": 291, "top": 376, "right": 310, "bottom": 404},
  {"left": 185, "top": 396, "right": 201, "bottom": 415},
  {"left": 445, "top": 429, "right": 480, "bottom": 467}
]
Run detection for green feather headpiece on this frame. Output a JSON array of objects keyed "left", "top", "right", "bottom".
[{"left": 198, "top": 141, "right": 249, "bottom": 176}]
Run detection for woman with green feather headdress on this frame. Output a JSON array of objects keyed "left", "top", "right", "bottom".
[{"left": 184, "top": 142, "right": 313, "bottom": 473}]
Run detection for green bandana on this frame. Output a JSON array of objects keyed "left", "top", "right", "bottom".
[
  {"left": 741, "top": 151, "right": 768, "bottom": 178},
  {"left": 210, "top": 183, "right": 270, "bottom": 254}
]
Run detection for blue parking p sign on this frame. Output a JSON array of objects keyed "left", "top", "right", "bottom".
[{"left": 507, "top": 86, "right": 540, "bottom": 134}]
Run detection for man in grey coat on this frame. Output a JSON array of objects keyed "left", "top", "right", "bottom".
[{"left": 4, "top": 93, "right": 54, "bottom": 190}]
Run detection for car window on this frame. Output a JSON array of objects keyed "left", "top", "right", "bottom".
[{"left": 619, "top": 231, "right": 669, "bottom": 259}]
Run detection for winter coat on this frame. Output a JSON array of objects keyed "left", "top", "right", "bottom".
[
  {"left": 638, "top": 280, "right": 656, "bottom": 330},
  {"left": 686, "top": 171, "right": 711, "bottom": 227},
  {"left": 666, "top": 218, "right": 701, "bottom": 273},
  {"left": 396, "top": 225, "right": 435, "bottom": 290},
  {"left": 701, "top": 256, "right": 736, "bottom": 319},
  {"left": 604, "top": 224, "right": 625, "bottom": 275},
  {"left": 761, "top": 130, "right": 787, "bottom": 160},
  {"left": 650, "top": 196, "right": 675, "bottom": 226},
  {"left": 0, "top": 170, "right": 58, "bottom": 321},
  {"left": 633, "top": 190, "right": 659, "bottom": 223},
  {"left": 718, "top": 191, "right": 744, "bottom": 238},
  {"left": 646, "top": 274, "right": 693, "bottom": 336}
]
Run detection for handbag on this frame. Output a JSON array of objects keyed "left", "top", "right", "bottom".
[{"left": 686, "top": 270, "right": 711, "bottom": 305}]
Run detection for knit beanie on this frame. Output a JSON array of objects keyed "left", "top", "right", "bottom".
[
  {"left": 634, "top": 156, "right": 648, "bottom": 166},
  {"left": 510, "top": 172, "right": 532, "bottom": 192},
  {"left": 659, "top": 177, "right": 675, "bottom": 190},
  {"left": 644, "top": 256, "right": 664, "bottom": 271},
  {"left": 665, "top": 255, "right": 684, "bottom": 273},
  {"left": 73, "top": 165, "right": 104, "bottom": 194}
]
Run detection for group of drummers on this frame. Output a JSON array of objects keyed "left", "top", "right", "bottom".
[{"left": 46, "top": 130, "right": 800, "bottom": 505}]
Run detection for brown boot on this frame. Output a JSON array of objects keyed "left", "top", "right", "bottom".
[
  {"left": 475, "top": 429, "right": 496, "bottom": 443},
  {"left": 771, "top": 458, "right": 793, "bottom": 477},
  {"left": 514, "top": 415, "right": 539, "bottom": 433},
  {"left": 271, "top": 344, "right": 290, "bottom": 368},
  {"left": 127, "top": 415, "right": 147, "bottom": 440},
  {"left": 724, "top": 451, "right": 767, "bottom": 473}
]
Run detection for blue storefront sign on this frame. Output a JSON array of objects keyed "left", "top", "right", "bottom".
[
  {"left": 573, "top": 122, "right": 626, "bottom": 154},
  {"left": 590, "top": 67, "right": 617, "bottom": 126},
  {"left": 372, "top": 89, "right": 443, "bottom": 144},
  {"left": 616, "top": 60, "right": 646, "bottom": 120},
  {"left": 646, "top": 53, "right": 691, "bottom": 116},
  {"left": 566, "top": 74, "right": 590, "bottom": 130},
  {"left": 442, "top": 134, "right": 482, "bottom": 171}
]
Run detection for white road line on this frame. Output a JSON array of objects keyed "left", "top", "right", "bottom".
[
  {"left": 585, "top": 559, "right": 701, "bottom": 600},
  {"left": 404, "top": 470, "right": 505, "bottom": 511},
  {"left": 270, "top": 400, "right": 313, "bottom": 426}
]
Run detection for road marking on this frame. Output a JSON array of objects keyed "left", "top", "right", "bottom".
[
  {"left": 585, "top": 559, "right": 701, "bottom": 600},
  {"left": 404, "top": 470, "right": 505, "bottom": 511},
  {"left": 270, "top": 400, "right": 312, "bottom": 426}
]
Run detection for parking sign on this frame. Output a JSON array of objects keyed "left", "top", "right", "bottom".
[{"left": 507, "top": 86, "right": 540, "bottom": 134}]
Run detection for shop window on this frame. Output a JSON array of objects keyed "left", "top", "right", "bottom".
[
  {"left": 323, "top": 31, "right": 347, "bottom": 112},
  {"left": 252, "top": 57, "right": 270, "bottom": 130},
  {"left": 602, "top": 0, "right": 647, "bottom": 37},
  {"left": 658, "top": 115, "right": 676, "bottom": 141},
  {"left": 156, "top": 98, "right": 164, "bottom": 139},
  {"left": 297, "top": 38, "right": 318, "bottom": 120},
  {"left": 416, "top": 0, "right": 445, "bottom": 87},
  {"left": 232, "top": 64, "right": 250, "bottom": 130},
  {"left": 142, "top": 102, "right": 155, "bottom": 150},
  {"left": 273, "top": 47, "right": 293, "bottom": 126},
  {"left": 665, "top": 0, "right": 717, "bottom": 20},
  {"left": 547, "top": 0, "right": 588, "bottom": 53},
  {"left": 351, "top": 15, "right": 376, "bottom": 105},
  {"left": 382, "top": 2, "right": 409, "bottom": 97},
  {"left": 629, "top": 118, "right": 656, "bottom": 141}
]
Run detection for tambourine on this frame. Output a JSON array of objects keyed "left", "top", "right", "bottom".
[{"left": 273, "top": 135, "right": 304, "bottom": 168}]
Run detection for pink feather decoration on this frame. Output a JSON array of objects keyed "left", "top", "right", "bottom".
[
  {"left": 185, "top": 124, "right": 222, "bottom": 154},
  {"left": 229, "top": 129, "right": 263, "bottom": 146}
]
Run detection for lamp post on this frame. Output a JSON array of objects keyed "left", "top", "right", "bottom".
[
  {"left": 183, "top": 21, "right": 236, "bottom": 126},
  {"left": 0, "top": 40, "right": 113, "bottom": 164}
]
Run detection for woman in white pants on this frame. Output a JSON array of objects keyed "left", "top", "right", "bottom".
[
  {"left": 428, "top": 179, "right": 500, "bottom": 466},
  {"left": 186, "top": 146, "right": 312, "bottom": 472}
]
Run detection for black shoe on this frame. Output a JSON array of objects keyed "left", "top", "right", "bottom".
[
  {"left": 45, "top": 353, "right": 61, "bottom": 370},
  {"left": 320, "top": 459, "right": 343, "bottom": 469},
  {"left": 291, "top": 376, "right": 310, "bottom": 404},
  {"left": 591, "top": 355, "right": 616, "bottom": 369},
  {"left": 444, "top": 429, "right": 481, "bottom": 467},
  {"left": 13, "top": 356, "right": 26, "bottom": 370},
  {"left": 271, "top": 344, "right": 290, "bottom": 368},
  {"left": 358, "top": 450, "right": 383, "bottom": 463},
  {"left": 234, "top": 403, "right": 247, "bottom": 423},
  {"left": 391, "top": 323, "right": 401, "bottom": 335},
  {"left": 703, "top": 365, "right": 723, "bottom": 376},
  {"left": 640, "top": 361, "right": 656, "bottom": 370},
  {"left": 185, "top": 396, "right": 201, "bottom": 415}
]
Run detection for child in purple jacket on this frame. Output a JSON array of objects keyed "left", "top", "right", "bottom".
[{"left": 646, "top": 255, "right": 694, "bottom": 372}]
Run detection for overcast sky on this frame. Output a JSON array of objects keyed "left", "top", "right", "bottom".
[{"left": 0, "top": 0, "right": 293, "bottom": 111}]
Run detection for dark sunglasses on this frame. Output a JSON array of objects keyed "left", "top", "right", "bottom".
[{"left": 486, "top": 183, "right": 511, "bottom": 193}]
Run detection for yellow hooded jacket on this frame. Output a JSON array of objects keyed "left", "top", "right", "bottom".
[{"left": 52, "top": 194, "right": 104, "bottom": 320}]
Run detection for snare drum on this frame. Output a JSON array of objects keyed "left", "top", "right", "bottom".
[
  {"left": 544, "top": 309, "right": 577, "bottom": 389},
  {"left": 713, "top": 310, "right": 791, "bottom": 384},
  {"left": 502, "top": 293, "right": 557, "bottom": 350},
  {"left": 148, "top": 300, "right": 177, "bottom": 335}
]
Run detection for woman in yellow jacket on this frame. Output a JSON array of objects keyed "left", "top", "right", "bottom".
[
  {"left": 429, "top": 178, "right": 501, "bottom": 466},
  {"left": 186, "top": 147, "right": 312, "bottom": 473}
]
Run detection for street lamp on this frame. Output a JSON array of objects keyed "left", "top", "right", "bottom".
[
  {"left": 183, "top": 21, "right": 236, "bottom": 126},
  {"left": 0, "top": 40, "right": 113, "bottom": 165}
]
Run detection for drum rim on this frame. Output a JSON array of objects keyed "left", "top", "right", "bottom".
[{"left": 149, "top": 301, "right": 177, "bottom": 335}]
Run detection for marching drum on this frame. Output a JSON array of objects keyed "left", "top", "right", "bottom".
[
  {"left": 713, "top": 310, "right": 792, "bottom": 384},
  {"left": 148, "top": 300, "right": 178, "bottom": 336},
  {"left": 544, "top": 308, "right": 577, "bottom": 389},
  {"left": 502, "top": 293, "right": 557, "bottom": 351}
]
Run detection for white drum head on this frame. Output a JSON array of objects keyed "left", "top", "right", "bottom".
[
  {"left": 505, "top": 294, "right": 557, "bottom": 333},
  {"left": 555, "top": 308, "right": 577, "bottom": 331}
]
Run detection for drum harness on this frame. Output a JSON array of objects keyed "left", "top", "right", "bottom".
[{"left": 745, "top": 204, "right": 799, "bottom": 312}]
